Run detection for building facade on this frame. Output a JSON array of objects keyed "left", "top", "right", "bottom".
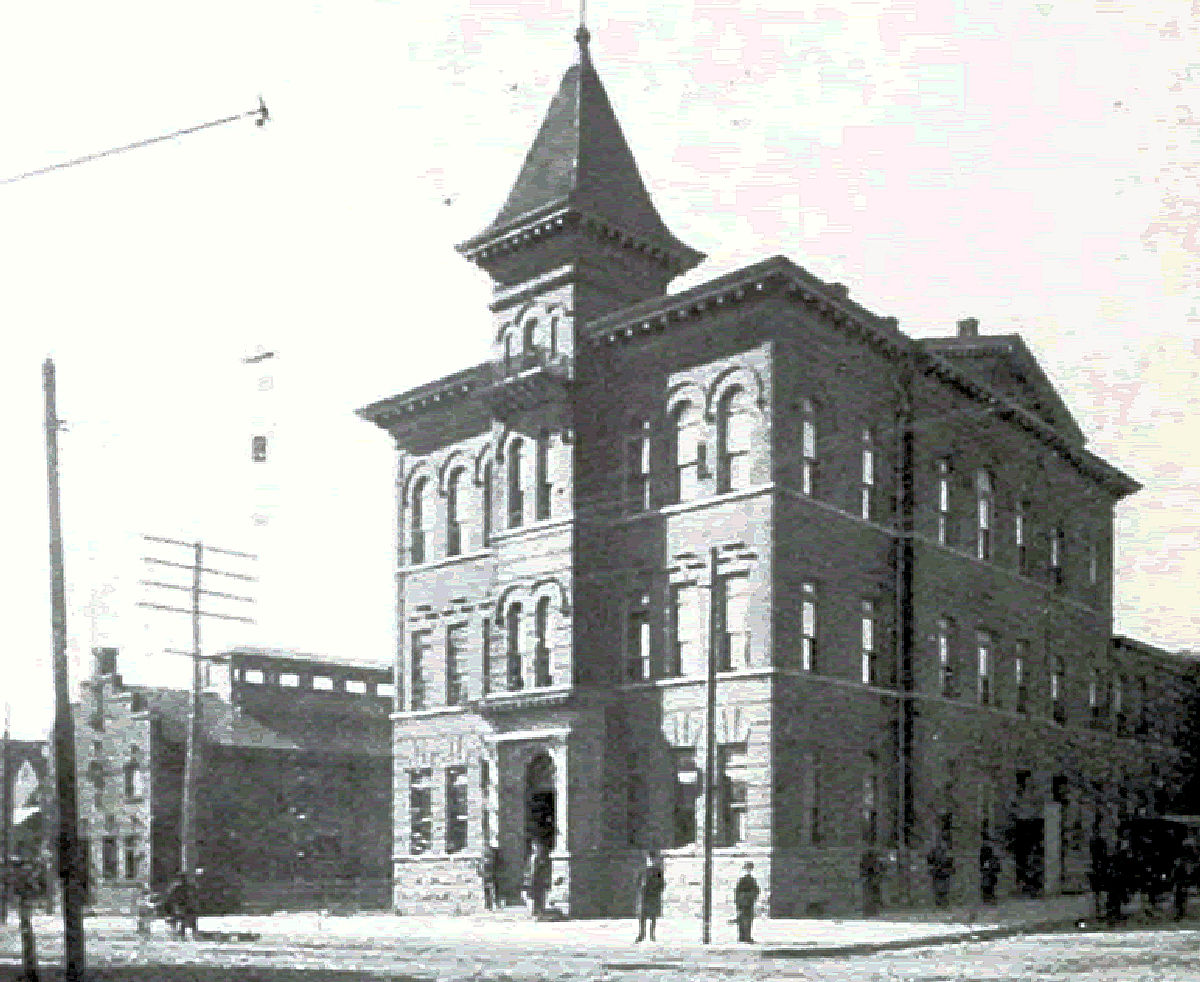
[
  {"left": 71, "top": 646, "right": 392, "bottom": 912},
  {"left": 358, "top": 30, "right": 1196, "bottom": 916}
]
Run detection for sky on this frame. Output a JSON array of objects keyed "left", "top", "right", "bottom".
[{"left": 0, "top": 0, "right": 1196, "bottom": 738}]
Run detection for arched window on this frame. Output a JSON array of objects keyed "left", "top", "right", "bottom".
[
  {"left": 549, "top": 316, "right": 559, "bottom": 356},
  {"left": 670, "top": 402, "right": 706, "bottom": 503},
  {"left": 446, "top": 467, "right": 464, "bottom": 557},
  {"left": 624, "top": 420, "right": 650, "bottom": 513},
  {"left": 503, "top": 333, "right": 513, "bottom": 374},
  {"left": 410, "top": 477, "right": 430, "bottom": 564},
  {"left": 482, "top": 461, "right": 493, "bottom": 545},
  {"left": 535, "top": 431, "right": 551, "bottom": 521},
  {"left": 534, "top": 597, "right": 552, "bottom": 687},
  {"left": 975, "top": 469, "right": 994, "bottom": 561},
  {"left": 523, "top": 318, "right": 537, "bottom": 354},
  {"left": 506, "top": 604, "right": 523, "bottom": 690},
  {"left": 507, "top": 439, "right": 524, "bottom": 529},
  {"left": 716, "top": 387, "right": 754, "bottom": 493}
]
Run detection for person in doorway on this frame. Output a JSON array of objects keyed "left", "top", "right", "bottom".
[
  {"left": 1088, "top": 830, "right": 1108, "bottom": 920},
  {"left": 478, "top": 841, "right": 500, "bottom": 911},
  {"left": 633, "top": 849, "right": 664, "bottom": 942},
  {"left": 526, "top": 840, "right": 551, "bottom": 919},
  {"left": 927, "top": 835, "right": 954, "bottom": 908},
  {"left": 166, "top": 873, "right": 199, "bottom": 939},
  {"left": 734, "top": 861, "right": 760, "bottom": 943},
  {"left": 979, "top": 839, "right": 1000, "bottom": 904},
  {"left": 859, "top": 846, "right": 882, "bottom": 916}
]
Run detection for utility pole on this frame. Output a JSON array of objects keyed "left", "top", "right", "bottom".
[
  {"left": 138, "top": 537, "right": 255, "bottom": 875},
  {"left": 43, "top": 358, "right": 87, "bottom": 982},
  {"left": 701, "top": 546, "right": 720, "bottom": 944},
  {"left": 2, "top": 702, "right": 11, "bottom": 924}
]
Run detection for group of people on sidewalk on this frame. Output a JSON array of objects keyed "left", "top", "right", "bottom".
[
  {"left": 475, "top": 842, "right": 762, "bottom": 942},
  {"left": 1088, "top": 828, "right": 1198, "bottom": 924}
]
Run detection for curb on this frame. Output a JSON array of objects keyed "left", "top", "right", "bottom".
[{"left": 760, "top": 917, "right": 1084, "bottom": 959}]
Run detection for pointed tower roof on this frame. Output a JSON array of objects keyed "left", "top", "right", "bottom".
[{"left": 457, "top": 27, "right": 704, "bottom": 277}]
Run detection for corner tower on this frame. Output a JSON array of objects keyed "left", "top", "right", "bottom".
[{"left": 456, "top": 26, "right": 704, "bottom": 367}]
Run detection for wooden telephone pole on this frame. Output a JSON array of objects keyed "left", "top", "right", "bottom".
[
  {"left": 701, "top": 546, "right": 720, "bottom": 944},
  {"left": 43, "top": 358, "right": 87, "bottom": 982},
  {"left": 138, "top": 537, "right": 255, "bottom": 875}
]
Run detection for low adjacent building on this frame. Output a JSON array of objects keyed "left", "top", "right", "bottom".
[{"left": 71, "top": 646, "right": 392, "bottom": 912}]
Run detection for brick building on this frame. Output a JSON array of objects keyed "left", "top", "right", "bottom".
[
  {"left": 71, "top": 646, "right": 392, "bottom": 912},
  {"left": 358, "top": 29, "right": 1196, "bottom": 916}
]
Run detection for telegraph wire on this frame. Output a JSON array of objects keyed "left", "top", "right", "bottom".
[{"left": 2, "top": 98, "right": 269, "bottom": 186}]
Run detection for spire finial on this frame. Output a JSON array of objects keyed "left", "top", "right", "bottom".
[{"left": 575, "top": 0, "right": 591, "bottom": 59}]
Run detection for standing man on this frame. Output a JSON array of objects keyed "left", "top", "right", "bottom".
[
  {"left": 633, "top": 849, "right": 664, "bottom": 942},
  {"left": 733, "top": 861, "right": 760, "bottom": 943},
  {"left": 526, "top": 841, "right": 551, "bottom": 919},
  {"left": 478, "top": 840, "right": 500, "bottom": 911},
  {"left": 979, "top": 838, "right": 1000, "bottom": 905}
]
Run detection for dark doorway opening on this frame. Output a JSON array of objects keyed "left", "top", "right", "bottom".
[{"left": 525, "top": 753, "right": 556, "bottom": 853}]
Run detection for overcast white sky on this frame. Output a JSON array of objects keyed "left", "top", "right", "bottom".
[{"left": 1, "top": 0, "right": 1196, "bottom": 737}]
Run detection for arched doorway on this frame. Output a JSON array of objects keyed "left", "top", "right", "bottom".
[{"left": 525, "top": 752, "right": 557, "bottom": 854}]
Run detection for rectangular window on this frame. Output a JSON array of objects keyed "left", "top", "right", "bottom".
[
  {"left": 313, "top": 675, "right": 335, "bottom": 691},
  {"left": 861, "top": 429, "right": 875, "bottom": 521},
  {"left": 377, "top": 681, "right": 396, "bottom": 699},
  {"left": 719, "top": 400, "right": 754, "bottom": 492},
  {"left": 673, "top": 749, "right": 699, "bottom": 847},
  {"left": 801, "top": 581, "right": 817, "bottom": 671},
  {"left": 1051, "top": 655, "right": 1066, "bottom": 725},
  {"left": 279, "top": 672, "right": 300, "bottom": 688},
  {"left": 244, "top": 669, "right": 265, "bottom": 684},
  {"left": 1089, "top": 670, "right": 1103, "bottom": 728},
  {"left": 625, "top": 581, "right": 652, "bottom": 682},
  {"left": 720, "top": 743, "right": 749, "bottom": 846},
  {"left": 446, "top": 766, "right": 469, "bottom": 854},
  {"left": 625, "top": 421, "right": 651, "bottom": 513},
  {"left": 102, "top": 837, "right": 119, "bottom": 880},
  {"left": 976, "top": 470, "right": 993, "bottom": 561},
  {"left": 535, "top": 432, "right": 552, "bottom": 521},
  {"left": 124, "top": 836, "right": 140, "bottom": 880},
  {"left": 1050, "top": 526, "right": 1065, "bottom": 587},
  {"left": 861, "top": 600, "right": 876, "bottom": 685},
  {"left": 937, "top": 618, "right": 953, "bottom": 696},
  {"left": 1015, "top": 500, "right": 1027, "bottom": 574},
  {"left": 937, "top": 459, "right": 951, "bottom": 546},
  {"left": 800, "top": 399, "right": 817, "bottom": 496},
  {"left": 345, "top": 679, "right": 368, "bottom": 694},
  {"left": 719, "top": 574, "right": 751, "bottom": 671},
  {"left": 977, "top": 631, "right": 992, "bottom": 706},
  {"left": 1014, "top": 641, "right": 1028, "bottom": 714},
  {"left": 446, "top": 624, "right": 468, "bottom": 706},
  {"left": 1113, "top": 675, "right": 1125, "bottom": 734},
  {"left": 408, "top": 768, "right": 432, "bottom": 855},
  {"left": 801, "top": 751, "right": 820, "bottom": 844},
  {"left": 669, "top": 584, "right": 704, "bottom": 677},
  {"left": 410, "top": 631, "right": 430, "bottom": 711}
]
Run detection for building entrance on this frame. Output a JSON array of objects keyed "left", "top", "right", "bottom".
[{"left": 525, "top": 752, "right": 557, "bottom": 852}]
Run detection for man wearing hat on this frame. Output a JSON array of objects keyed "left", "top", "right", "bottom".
[{"left": 733, "top": 861, "right": 760, "bottom": 943}]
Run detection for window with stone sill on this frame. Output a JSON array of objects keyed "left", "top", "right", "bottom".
[
  {"left": 1015, "top": 499, "right": 1028, "bottom": 574},
  {"left": 534, "top": 597, "right": 553, "bottom": 688},
  {"left": 408, "top": 768, "right": 432, "bottom": 855},
  {"left": 936, "top": 459, "right": 952, "bottom": 546},
  {"left": 445, "top": 766, "right": 468, "bottom": 854},
  {"left": 410, "top": 476, "right": 430, "bottom": 565},
  {"left": 445, "top": 467, "right": 465, "bottom": 557},
  {"left": 672, "top": 749, "right": 699, "bottom": 848},
  {"left": 716, "top": 387, "right": 755, "bottom": 494},
  {"left": 625, "top": 581, "right": 652, "bottom": 682},
  {"left": 718, "top": 574, "right": 752, "bottom": 672},
  {"left": 507, "top": 439, "right": 525, "bottom": 529},
  {"left": 860, "top": 429, "right": 876, "bottom": 522},
  {"left": 669, "top": 582, "right": 705, "bottom": 678},
  {"left": 976, "top": 631, "right": 993, "bottom": 707},
  {"left": 624, "top": 420, "right": 651, "bottom": 513},
  {"left": 800, "top": 398, "right": 817, "bottom": 496},
  {"left": 670, "top": 402, "right": 707, "bottom": 504},
  {"left": 505, "top": 604, "right": 523, "bottom": 691},
  {"left": 719, "top": 743, "right": 750, "bottom": 846},
  {"left": 800, "top": 581, "right": 817, "bottom": 672},
  {"left": 124, "top": 836, "right": 141, "bottom": 880},
  {"left": 446, "top": 624, "right": 468, "bottom": 706},
  {"left": 976, "top": 469, "right": 994, "bottom": 561},
  {"left": 937, "top": 618, "right": 954, "bottom": 697},
  {"left": 410, "top": 630, "right": 431, "bottom": 711},
  {"left": 535, "top": 431, "right": 552, "bottom": 522},
  {"left": 1014, "top": 642, "right": 1029, "bottom": 714},
  {"left": 101, "top": 836, "right": 119, "bottom": 880},
  {"left": 861, "top": 600, "right": 877, "bottom": 685}
]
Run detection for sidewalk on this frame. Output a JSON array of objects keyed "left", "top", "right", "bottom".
[{"left": 29, "top": 891, "right": 1093, "bottom": 963}]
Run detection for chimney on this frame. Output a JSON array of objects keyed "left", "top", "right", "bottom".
[
  {"left": 956, "top": 317, "right": 980, "bottom": 338},
  {"left": 93, "top": 646, "right": 119, "bottom": 679}
]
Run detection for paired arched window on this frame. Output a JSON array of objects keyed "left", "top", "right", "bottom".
[
  {"left": 535, "top": 431, "right": 552, "bottom": 521},
  {"left": 506, "top": 604, "right": 523, "bottom": 690},
  {"left": 409, "top": 477, "right": 430, "bottom": 564},
  {"left": 445, "top": 467, "right": 464, "bottom": 556},
  {"left": 507, "top": 439, "right": 525, "bottom": 528},
  {"left": 716, "top": 387, "right": 754, "bottom": 493},
  {"left": 670, "top": 402, "right": 706, "bottom": 503},
  {"left": 534, "top": 596, "right": 552, "bottom": 687},
  {"left": 481, "top": 461, "right": 493, "bottom": 545}
]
